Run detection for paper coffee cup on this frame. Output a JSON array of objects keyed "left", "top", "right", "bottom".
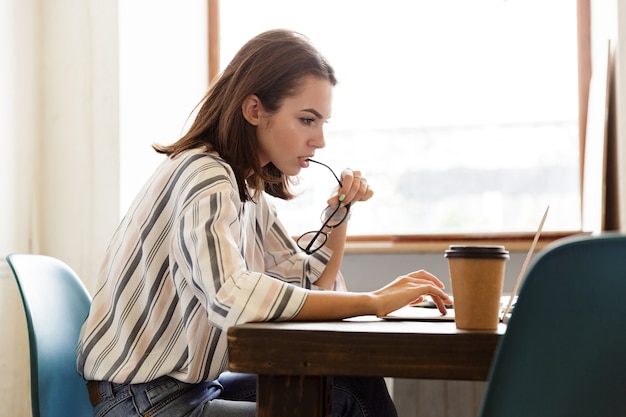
[{"left": 444, "top": 245, "right": 509, "bottom": 330}]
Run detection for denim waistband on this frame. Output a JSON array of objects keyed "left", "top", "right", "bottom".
[{"left": 86, "top": 376, "right": 223, "bottom": 416}]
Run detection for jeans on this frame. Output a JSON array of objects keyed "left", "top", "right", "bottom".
[{"left": 89, "top": 372, "right": 397, "bottom": 417}]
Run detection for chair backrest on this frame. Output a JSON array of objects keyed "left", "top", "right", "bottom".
[
  {"left": 479, "top": 233, "right": 626, "bottom": 417},
  {"left": 6, "top": 253, "right": 93, "bottom": 417}
]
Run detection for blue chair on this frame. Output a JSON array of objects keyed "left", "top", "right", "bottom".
[
  {"left": 479, "top": 233, "right": 626, "bottom": 417},
  {"left": 6, "top": 253, "right": 93, "bottom": 417}
]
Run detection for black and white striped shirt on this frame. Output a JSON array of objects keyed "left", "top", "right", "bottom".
[{"left": 77, "top": 149, "right": 340, "bottom": 384}]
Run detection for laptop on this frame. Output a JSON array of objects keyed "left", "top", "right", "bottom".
[
  {"left": 381, "top": 296, "right": 517, "bottom": 322},
  {"left": 380, "top": 207, "right": 549, "bottom": 323}
]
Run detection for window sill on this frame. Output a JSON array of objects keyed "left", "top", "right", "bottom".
[{"left": 344, "top": 231, "right": 588, "bottom": 254}]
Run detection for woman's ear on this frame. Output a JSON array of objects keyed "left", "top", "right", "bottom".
[{"left": 242, "top": 94, "right": 262, "bottom": 126}]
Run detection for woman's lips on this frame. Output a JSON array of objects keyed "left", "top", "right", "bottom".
[{"left": 298, "top": 157, "right": 311, "bottom": 168}]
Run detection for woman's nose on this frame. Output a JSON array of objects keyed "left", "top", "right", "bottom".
[{"left": 311, "top": 130, "right": 326, "bottom": 149}]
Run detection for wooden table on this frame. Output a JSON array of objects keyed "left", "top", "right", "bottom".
[{"left": 227, "top": 316, "right": 505, "bottom": 417}]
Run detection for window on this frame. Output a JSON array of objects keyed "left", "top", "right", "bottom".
[
  {"left": 119, "top": 1, "right": 582, "bottom": 238},
  {"left": 118, "top": 1, "right": 208, "bottom": 215},
  {"left": 219, "top": 1, "right": 580, "bottom": 235}
]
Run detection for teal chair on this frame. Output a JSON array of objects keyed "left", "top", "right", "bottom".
[
  {"left": 6, "top": 253, "right": 93, "bottom": 417},
  {"left": 479, "top": 233, "right": 626, "bottom": 416}
]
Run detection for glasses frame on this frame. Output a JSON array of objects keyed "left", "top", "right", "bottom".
[{"left": 297, "top": 159, "right": 351, "bottom": 255}]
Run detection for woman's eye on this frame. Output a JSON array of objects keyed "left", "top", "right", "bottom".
[{"left": 301, "top": 117, "right": 315, "bottom": 125}]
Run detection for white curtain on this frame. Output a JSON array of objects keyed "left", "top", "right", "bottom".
[{"left": 0, "top": 0, "right": 119, "bottom": 414}]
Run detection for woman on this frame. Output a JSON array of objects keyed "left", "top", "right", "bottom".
[{"left": 77, "top": 29, "right": 451, "bottom": 417}]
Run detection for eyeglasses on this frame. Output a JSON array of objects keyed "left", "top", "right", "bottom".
[{"left": 297, "top": 159, "right": 351, "bottom": 255}]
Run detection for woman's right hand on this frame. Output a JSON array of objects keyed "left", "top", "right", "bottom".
[
  {"left": 294, "top": 269, "right": 452, "bottom": 321},
  {"left": 371, "top": 270, "right": 452, "bottom": 317}
]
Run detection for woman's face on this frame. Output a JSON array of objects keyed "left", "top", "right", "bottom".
[{"left": 254, "top": 76, "right": 333, "bottom": 176}]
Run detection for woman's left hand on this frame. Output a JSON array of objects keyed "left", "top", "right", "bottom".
[{"left": 327, "top": 168, "right": 374, "bottom": 206}]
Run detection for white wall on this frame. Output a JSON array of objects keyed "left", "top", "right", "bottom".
[
  {"left": 343, "top": 251, "right": 526, "bottom": 294},
  {"left": 119, "top": 0, "right": 208, "bottom": 217}
]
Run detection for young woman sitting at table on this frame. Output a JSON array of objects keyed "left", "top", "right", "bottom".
[{"left": 76, "top": 29, "right": 451, "bottom": 417}]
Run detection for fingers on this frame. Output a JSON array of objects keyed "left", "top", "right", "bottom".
[
  {"left": 431, "top": 294, "right": 451, "bottom": 315},
  {"left": 328, "top": 168, "right": 374, "bottom": 206},
  {"left": 403, "top": 271, "right": 452, "bottom": 313},
  {"left": 406, "top": 269, "right": 446, "bottom": 289},
  {"left": 408, "top": 296, "right": 425, "bottom": 306},
  {"left": 373, "top": 271, "right": 453, "bottom": 316}
]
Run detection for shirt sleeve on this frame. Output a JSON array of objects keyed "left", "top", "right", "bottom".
[{"left": 257, "top": 194, "right": 348, "bottom": 291}]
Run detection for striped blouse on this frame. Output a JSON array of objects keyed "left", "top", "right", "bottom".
[{"left": 77, "top": 149, "right": 341, "bottom": 384}]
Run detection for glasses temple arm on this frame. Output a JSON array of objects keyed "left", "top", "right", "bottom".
[{"left": 307, "top": 158, "right": 343, "bottom": 187}]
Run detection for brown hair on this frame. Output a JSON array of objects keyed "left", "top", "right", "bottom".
[{"left": 153, "top": 29, "right": 337, "bottom": 202}]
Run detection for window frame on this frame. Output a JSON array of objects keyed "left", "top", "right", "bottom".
[{"left": 206, "top": 0, "right": 592, "bottom": 251}]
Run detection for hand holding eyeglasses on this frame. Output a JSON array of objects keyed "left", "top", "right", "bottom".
[
  {"left": 306, "top": 159, "right": 374, "bottom": 207},
  {"left": 328, "top": 167, "right": 374, "bottom": 208},
  {"left": 297, "top": 160, "right": 374, "bottom": 255}
]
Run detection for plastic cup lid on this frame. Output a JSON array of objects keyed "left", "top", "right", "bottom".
[{"left": 444, "top": 245, "right": 510, "bottom": 259}]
